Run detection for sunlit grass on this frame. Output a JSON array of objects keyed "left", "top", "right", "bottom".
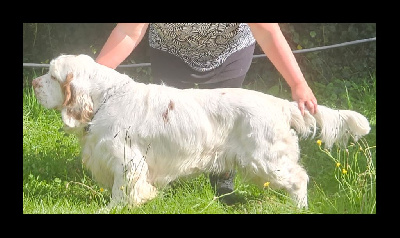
[{"left": 23, "top": 73, "right": 376, "bottom": 214}]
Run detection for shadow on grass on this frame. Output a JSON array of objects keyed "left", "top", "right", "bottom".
[{"left": 23, "top": 135, "right": 110, "bottom": 207}]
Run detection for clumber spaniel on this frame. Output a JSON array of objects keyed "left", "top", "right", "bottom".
[{"left": 32, "top": 54, "right": 370, "bottom": 209}]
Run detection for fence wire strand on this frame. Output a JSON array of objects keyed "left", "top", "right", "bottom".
[{"left": 23, "top": 37, "right": 376, "bottom": 69}]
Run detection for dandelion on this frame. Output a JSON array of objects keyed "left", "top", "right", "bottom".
[
  {"left": 120, "top": 185, "right": 124, "bottom": 190},
  {"left": 316, "top": 140, "right": 322, "bottom": 147},
  {"left": 263, "top": 182, "right": 270, "bottom": 188},
  {"left": 100, "top": 187, "right": 104, "bottom": 193},
  {"left": 336, "top": 162, "right": 341, "bottom": 168},
  {"left": 342, "top": 168, "right": 348, "bottom": 175}
]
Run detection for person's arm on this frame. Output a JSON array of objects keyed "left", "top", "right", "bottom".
[
  {"left": 96, "top": 23, "right": 149, "bottom": 69},
  {"left": 247, "top": 23, "right": 317, "bottom": 115}
]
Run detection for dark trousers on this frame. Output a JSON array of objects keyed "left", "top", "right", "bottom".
[{"left": 149, "top": 43, "right": 255, "bottom": 88}]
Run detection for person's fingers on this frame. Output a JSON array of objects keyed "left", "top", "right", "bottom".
[
  {"left": 298, "top": 101, "right": 305, "bottom": 116},
  {"left": 305, "top": 101, "right": 314, "bottom": 114},
  {"left": 312, "top": 99, "right": 318, "bottom": 114},
  {"left": 304, "top": 99, "right": 318, "bottom": 115},
  {"left": 311, "top": 98, "right": 318, "bottom": 114}
]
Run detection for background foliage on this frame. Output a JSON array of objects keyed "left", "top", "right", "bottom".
[{"left": 23, "top": 23, "right": 376, "bottom": 82}]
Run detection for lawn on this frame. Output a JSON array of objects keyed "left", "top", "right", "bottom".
[{"left": 22, "top": 72, "right": 376, "bottom": 214}]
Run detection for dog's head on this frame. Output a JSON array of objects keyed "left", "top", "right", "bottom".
[{"left": 33, "top": 54, "right": 95, "bottom": 131}]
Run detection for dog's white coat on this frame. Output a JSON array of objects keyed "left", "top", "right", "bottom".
[{"left": 33, "top": 54, "right": 370, "bottom": 208}]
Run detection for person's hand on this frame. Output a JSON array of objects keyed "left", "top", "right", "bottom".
[{"left": 291, "top": 82, "right": 318, "bottom": 115}]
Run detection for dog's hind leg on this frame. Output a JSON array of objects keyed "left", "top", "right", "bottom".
[
  {"left": 249, "top": 131, "right": 309, "bottom": 208},
  {"left": 249, "top": 161, "right": 308, "bottom": 208},
  {"left": 274, "top": 163, "right": 309, "bottom": 209},
  {"left": 255, "top": 157, "right": 309, "bottom": 209}
]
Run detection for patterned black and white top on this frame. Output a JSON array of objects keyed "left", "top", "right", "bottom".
[{"left": 149, "top": 23, "right": 256, "bottom": 72}]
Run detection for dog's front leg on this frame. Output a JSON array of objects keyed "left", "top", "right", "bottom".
[
  {"left": 109, "top": 149, "right": 158, "bottom": 208},
  {"left": 109, "top": 171, "right": 129, "bottom": 208}
]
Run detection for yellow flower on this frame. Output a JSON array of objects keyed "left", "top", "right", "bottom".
[
  {"left": 120, "top": 185, "right": 125, "bottom": 190},
  {"left": 342, "top": 168, "right": 348, "bottom": 174},
  {"left": 297, "top": 44, "right": 303, "bottom": 50},
  {"left": 263, "top": 182, "right": 270, "bottom": 188},
  {"left": 336, "top": 162, "right": 341, "bottom": 167},
  {"left": 100, "top": 188, "right": 104, "bottom": 193},
  {"left": 316, "top": 140, "right": 322, "bottom": 146}
]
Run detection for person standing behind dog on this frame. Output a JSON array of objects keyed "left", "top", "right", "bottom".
[{"left": 96, "top": 23, "right": 318, "bottom": 205}]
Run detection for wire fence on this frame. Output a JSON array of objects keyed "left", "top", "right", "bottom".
[{"left": 23, "top": 37, "right": 376, "bottom": 69}]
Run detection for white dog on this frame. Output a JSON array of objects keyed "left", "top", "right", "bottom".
[{"left": 32, "top": 54, "right": 370, "bottom": 208}]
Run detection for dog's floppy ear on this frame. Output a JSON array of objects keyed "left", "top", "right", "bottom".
[
  {"left": 62, "top": 72, "right": 74, "bottom": 106},
  {"left": 60, "top": 72, "right": 94, "bottom": 129}
]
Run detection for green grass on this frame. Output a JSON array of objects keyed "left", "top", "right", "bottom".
[{"left": 23, "top": 73, "right": 376, "bottom": 214}]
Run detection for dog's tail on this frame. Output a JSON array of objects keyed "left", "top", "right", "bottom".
[{"left": 288, "top": 102, "right": 371, "bottom": 148}]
